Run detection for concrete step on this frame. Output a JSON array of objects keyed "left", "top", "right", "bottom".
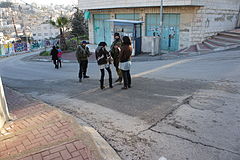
[
  {"left": 225, "top": 31, "right": 240, "bottom": 36},
  {"left": 196, "top": 43, "right": 212, "bottom": 52},
  {"left": 207, "top": 38, "right": 234, "bottom": 46},
  {"left": 179, "top": 45, "right": 198, "bottom": 54},
  {"left": 218, "top": 32, "right": 240, "bottom": 40},
  {"left": 204, "top": 39, "right": 240, "bottom": 51},
  {"left": 203, "top": 41, "right": 219, "bottom": 50},
  {"left": 205, "top": 39, "right": 223, "bottom": 47},
  {"left": 214, "top": 36, "right": 240, "bottom": 43}
]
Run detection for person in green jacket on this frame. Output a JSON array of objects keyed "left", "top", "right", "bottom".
[
  {"left": 110, "top": 33, "right": 123, "bottom": 83},
  {"left": 76, "top": 41, "right": 91, "bottom": 82}
]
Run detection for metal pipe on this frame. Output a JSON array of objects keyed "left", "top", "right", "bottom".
[
  {"left": 160, "top": 0, "right": 163, "bottom": 28},
  {"left": 159, "top": 0, "right": 163, "bottom": 53}
]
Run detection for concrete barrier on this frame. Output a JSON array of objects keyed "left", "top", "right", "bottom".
[{"left": 0, "top": 76, "right": 10, "bottom": 129}]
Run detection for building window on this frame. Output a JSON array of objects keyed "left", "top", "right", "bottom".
[
  {"left": 33, "top": 34, "right": 36, "bottom": 36},
  {"left": 44, "top": 33, "right": 48, "bottom": 36},
  {"left": 38, "top": 33, "right": 42, "bottom": 36}
]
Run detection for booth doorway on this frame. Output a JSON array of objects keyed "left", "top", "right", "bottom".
[{"left": 106, "top": 19, "right": 143, "bottom": 55}]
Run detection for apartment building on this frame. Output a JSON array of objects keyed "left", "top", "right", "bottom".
[{"left": 31, "top": 23, "right": 59, "bottom": 41}]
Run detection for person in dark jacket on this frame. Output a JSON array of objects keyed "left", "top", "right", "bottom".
[
  {"left": 119, "top": 36, "right": 132, "bottom": 89},
  {"left": 95, "top": 42, "right": 113, "bottom": 90},
  {"left": 110, "top": 33, "right": 122, "bottom": 83},
  {"left": 76, "top": 41, "right": 91, "bottom": 82},
  {"left": 50, "top": 46, "right": 59, "bottom": 69}
]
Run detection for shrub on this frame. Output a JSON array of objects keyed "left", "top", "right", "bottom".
[{"left": 39, "top": 51, "right": 50, "bottom": 56}]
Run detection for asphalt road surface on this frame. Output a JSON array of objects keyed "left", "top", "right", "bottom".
[{"left": 1, "top": 49, "right": 240, "bottom": 160}]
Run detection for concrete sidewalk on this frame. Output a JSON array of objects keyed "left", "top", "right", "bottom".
[{"left": 0, "top": 87, "right": 121, "bottom": 160}]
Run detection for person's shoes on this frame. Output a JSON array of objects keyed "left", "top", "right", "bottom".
[
  {"left": 109, "top": 85, "right": 113, "bottom": 88},
  {"left": 84, "top": 76, "right": 90, "bottom": 78},
  {"left": 101, "top": 86, "right": 105, "bottom": 90},
  {"left": 128, "top": 85, "right": 131, "bottom": 88},
  {"left": 121, "top": 86, "right": 128, "bottom": 90},
  {"left": 79, "top": 79, "right": 82, "bottom": 83}
]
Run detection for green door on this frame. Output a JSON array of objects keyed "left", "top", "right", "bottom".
[
  {"left": 146, "top": 13, "right": 180, "bottom": 51},
  {"left": 161, "top": 14, "right": 180, "bottom": 51},
  {"left": 93, "top": 14, "right": 111, "bottom": 46}
]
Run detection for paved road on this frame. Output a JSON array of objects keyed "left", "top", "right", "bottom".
[{"left": 1, "top": 49, "right": 240, "bottom": 160}]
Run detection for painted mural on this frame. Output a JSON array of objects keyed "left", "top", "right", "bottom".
[
  {"left": 3, "top": 43, "right": 15, "bottom": 55},
  {"left": 14, "top": 43, "right": 28, "bottom": 53}
]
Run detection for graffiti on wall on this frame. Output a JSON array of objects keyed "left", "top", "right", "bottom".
[
  {"left": 3, "top": 43, "right": 14, "bottom": 55},
  {"left": 14, "top": 43, "right": 28, "bottom": 53},
  {"left": 0, "top": 45, "right": 3, "bottom": 55}
]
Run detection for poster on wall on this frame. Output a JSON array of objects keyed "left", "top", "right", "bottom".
[
  {"left": 0, "top": 44, "right": 3, "bottom": 56},
  {"left": 14, "top": 43, "right": 28, "bottom": 53},
  {"left": 3, "top": 43, "right": 14, "bottom": 55}
]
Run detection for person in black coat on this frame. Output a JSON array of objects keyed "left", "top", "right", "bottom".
[
  {"left": 50, "top": 46, "right": 59, "bottom": 69},
  {"left": 95, "top": 42, "right": 113, "bottom": 90}
]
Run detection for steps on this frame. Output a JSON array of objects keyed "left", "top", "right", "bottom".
[{"left": 178, "top": 29, "right": 240, "bottom": 55}]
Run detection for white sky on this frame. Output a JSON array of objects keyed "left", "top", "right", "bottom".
[{"left": 17, "top": 0, "right": 77, "bottom": 5}]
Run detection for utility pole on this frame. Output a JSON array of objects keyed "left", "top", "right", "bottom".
[
  {"left": 12, "top": 17, "right": 18, "bottom": 37},
  {"left": 159, "top": 0, "right": 163, "bottom": 53}
]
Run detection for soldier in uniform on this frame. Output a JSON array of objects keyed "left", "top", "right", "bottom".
[
  {"left": 110, "top": 33, "right": 123, "bottom": 83},
  {"left": 76, "top": 41, "right": 91, "bottom": 82}
]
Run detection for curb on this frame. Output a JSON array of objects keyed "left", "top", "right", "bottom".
[
  {"left": 83, "top": 126, "right": 122, "bottom": 160},
  {"left": 61, "top": 110, "right": 122, "bottom": 160}
]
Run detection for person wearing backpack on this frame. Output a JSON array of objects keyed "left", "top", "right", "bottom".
[
  {"left": 56, "top": 46, "right": 63, "bottom": 68},
  {"left": 110, "top": 33, "right": 123, "bottom": 83},
  {"left": 76, "top": 41, "right": 91, "bottom": 82},
  {"left": 95, "top": 42, "right": 113, "bottom": 90}
]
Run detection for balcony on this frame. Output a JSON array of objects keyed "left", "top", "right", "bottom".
[{"left": 78, "top": 0, "right": 204, "bottom": 10}]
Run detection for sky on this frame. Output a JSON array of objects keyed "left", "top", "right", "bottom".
[{"left": 16, "top": 0, "right": 77, "bottom": 5}]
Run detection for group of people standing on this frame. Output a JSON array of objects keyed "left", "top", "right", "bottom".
[
  {"left": 51, "top": 33, "right": 132, "bottom": 90},
  {"left": 50, "top": 46, "right": 63, "bottom": 69}
]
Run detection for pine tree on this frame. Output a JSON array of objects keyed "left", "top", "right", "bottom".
[{"left": 71, "top": 8, "right": 88, "bottom": 40}]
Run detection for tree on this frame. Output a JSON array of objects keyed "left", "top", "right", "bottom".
[
  {"left": 50, "top": 16, "right": 69, "bottom": 50},
  {"left": 71, "top": 8, "right": 88, "bottom": 41}
]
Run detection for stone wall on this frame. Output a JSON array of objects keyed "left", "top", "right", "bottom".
[{"left": 192, "top": 0, "right": 240, "bottom": 43}]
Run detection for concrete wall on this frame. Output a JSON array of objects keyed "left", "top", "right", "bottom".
[
  {"left": 191, "top": 0, "right": 240, "bottom": 43},
  {"left": 78, "top": 0, "right": 203, "bottom": 10},
  {"left": 0, "top": 77, "right": 10, "bottom": 129}
]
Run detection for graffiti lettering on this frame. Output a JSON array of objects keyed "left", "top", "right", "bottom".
[{"left": 14, "top": 43, "right": 28, "bottom": 53}]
